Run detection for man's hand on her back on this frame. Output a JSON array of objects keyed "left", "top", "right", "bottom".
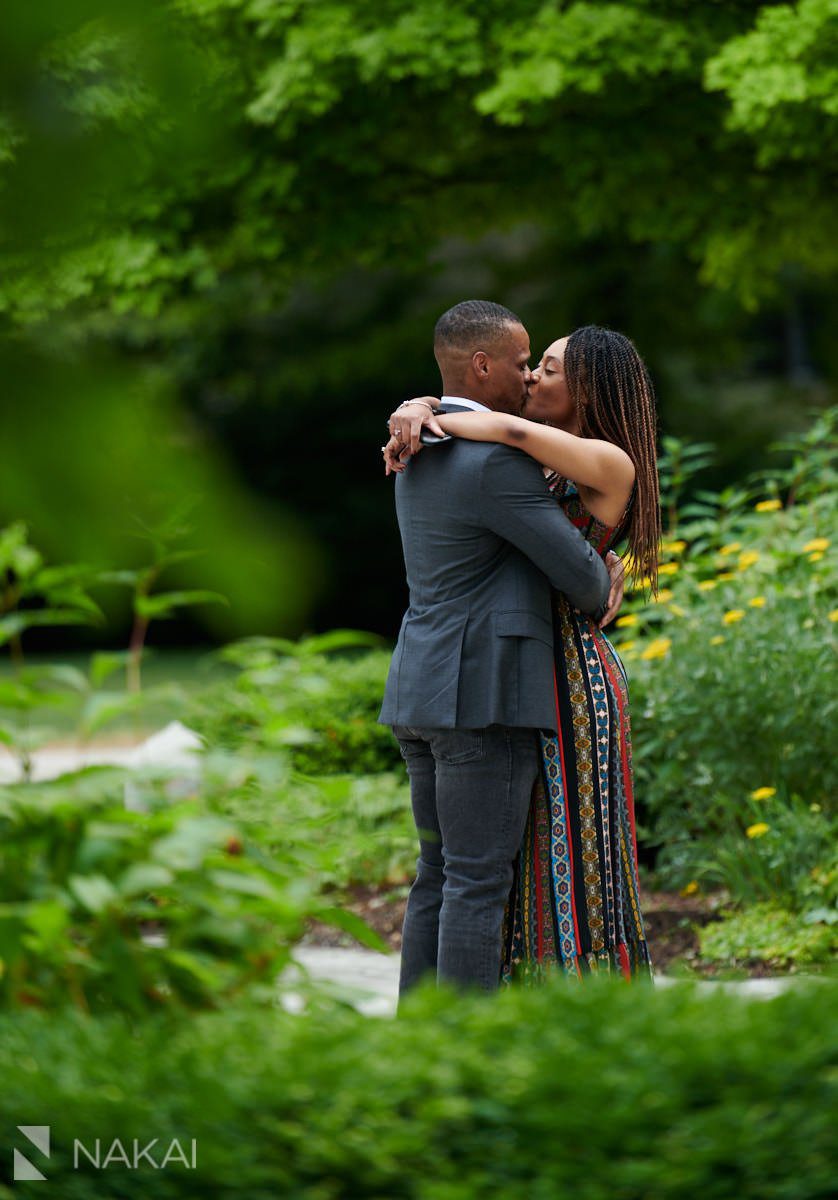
[
  {"left": 599, "top": 552, "right": 626, "bottom": 628},
  {"left": 382, "top": 399, "right": 445, "bottom": 475}
]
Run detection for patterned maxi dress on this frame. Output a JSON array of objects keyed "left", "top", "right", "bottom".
[{"left": 501, "top": 476, "right": 654, "bottom": 982}]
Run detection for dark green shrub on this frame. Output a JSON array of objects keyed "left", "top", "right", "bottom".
[
  {"left": 0, "top": 979, "right": 834, "bottom": 1198},
  {"left": 188, "top": 636, "right": 400, "bottom": 774}
]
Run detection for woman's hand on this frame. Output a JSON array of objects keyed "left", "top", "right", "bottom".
[
  {"left": 382, "top": 398, "right": 445, "bottom": 475},
  {"left": 599, "top": 552, "right": 626, "bottom": 628}
]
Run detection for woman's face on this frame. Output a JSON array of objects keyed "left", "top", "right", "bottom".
[{"left": 524, "top": 337, "right": 578, "bottom": 431}]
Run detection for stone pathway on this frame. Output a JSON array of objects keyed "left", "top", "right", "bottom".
[
  {"left": 0, "top": 721, "right": 203, "bottom": 784},
  {"left": 288, "top": 948, "right": 401, "bottom": 1017}
]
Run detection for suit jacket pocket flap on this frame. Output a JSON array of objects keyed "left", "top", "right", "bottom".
[{"left": 494, "top": 610, "right": 553, "bottom": 645}]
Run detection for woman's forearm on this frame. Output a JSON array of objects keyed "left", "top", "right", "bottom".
[
  {"left": 436, "top": 411, "right": 516, "bottom": 443},
  {"left": 491, "top": 419, "right": 634, "bottom": 495}
]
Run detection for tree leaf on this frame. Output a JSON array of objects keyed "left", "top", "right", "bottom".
[
  {"left": 297, "top": 629, "right": 385, "bottom": 656},
  {"left": 97, "top": 570, "right": 141, "bottom": 587},
  {"left": 314, "top": 905, "right": 389, "bottom": 953},
  {"left": 90, "top": 650, "right": 133, "bottom": 688},
  {"left": 0, "top": 609, "right": 94, "bottom": 646},
  {"left": 79, "top": 690, "right": 150, "bottom": 737},
  {"left": 207, "top": 869, "right": 280, "bottom": 900},
  {"left": 118, "top": 863, "right": 174, "bottom": 897},
  {"left": 134, "top": 590, "right": 228, "bottom": 620},
  {"left": 68, "top": 874, "right": 118, "bottom": 914}
]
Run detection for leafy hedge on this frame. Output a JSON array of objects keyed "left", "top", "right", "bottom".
[
  {"left": 0, "top": 979, "right": 834, "bottom": 1199},
  {"left": 188, "top": 634, "right": 400, "bottom": 775}
]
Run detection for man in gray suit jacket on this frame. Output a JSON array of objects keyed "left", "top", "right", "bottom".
[{"left": 379, "top": 300, "right": 612, "bottom": 996}]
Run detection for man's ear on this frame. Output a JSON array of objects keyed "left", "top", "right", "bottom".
[{"left": 471, "top": 350, "right": 490, "bottom": 377}]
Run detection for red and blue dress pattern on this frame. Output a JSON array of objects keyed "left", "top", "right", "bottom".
[{"left": 501, "top": 477, "right": 653, "bottom": 983}]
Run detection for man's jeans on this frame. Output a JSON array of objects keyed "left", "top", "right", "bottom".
[{"left": 392, "top": 724, "right": 540, "bottom": 996}]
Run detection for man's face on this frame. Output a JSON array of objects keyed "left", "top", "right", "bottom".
[{"left": 485, "top": 323, "right": 531, "bottom": 413}]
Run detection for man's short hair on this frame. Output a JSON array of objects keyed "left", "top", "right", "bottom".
[{"left": 434, "top": 300, "right": 523, "bottom": 353}]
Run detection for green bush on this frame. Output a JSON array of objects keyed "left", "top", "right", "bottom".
[
  {"left": 0, "top": 979, "right": 834, "bottom": 1199},
  {"left": 188, "top": 635, "right": 400, "bottom": 775},
  {"left": 203, "top": 756, "right": 416, "bottom": 889},
  {"left": 0, "top": 764, "right": 355, "bottom": 1015},
  {"left": 613, "top": 411, "right": 837, "bottom": 918},
  {"left": 699, "top": 903, "right": 837, "bottom": 972}
]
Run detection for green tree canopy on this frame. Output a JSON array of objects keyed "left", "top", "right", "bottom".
[{"left": 1, "top": 0, "right": 837, "bottom": 320}]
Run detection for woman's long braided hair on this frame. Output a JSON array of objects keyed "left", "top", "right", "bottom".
[{"left": 564, "top": 325, "right": 661, "bottom": 594}]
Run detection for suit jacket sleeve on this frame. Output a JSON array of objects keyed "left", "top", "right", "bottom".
[{"left": 478, "top": 445, "right": 611, "bottom": 617}]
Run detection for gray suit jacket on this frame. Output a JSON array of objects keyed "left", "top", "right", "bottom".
[{"left": 379, "top": 405, "right": 611, "bottom": 732}]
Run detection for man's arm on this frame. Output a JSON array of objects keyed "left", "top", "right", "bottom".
[{"left": 479, "top": 445, "right": 611, "bottom": 617}]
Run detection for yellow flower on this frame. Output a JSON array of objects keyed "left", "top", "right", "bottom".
[
  {"left": 829, "top": 610, "right": 838, "bottom": 622},
  {"left": 723, "top": 609, "right": 745, "bottom": 624},
  {"left": 809, "top": 551, "right": 824, "bottom": 563},
  {"left": 737, "top": 551, "right": 760, "bottom": 571},
  {"left": 640, "top": 636, "right": 671, "bottom": 661},
  {"left": 616, "top": 614, "right": 639, "bottom": 627},
  {"left": 710, "top": 635, "right": 725, "bottom": 645},
  {"left": 631, "top": 576, "right": 653, "bottom": 591},
  {"left": 652, "top": 588, "right": 674, "bottom": 603},
  {"left": 719, "top": 542, "right": 741, "bottom": 555},
  {"left": 616, "top": 639, "right": 636, "bottom": 654},
  {"left": 754, "top": 499, "right": 782, "bottom": 512},
  {"left": 749, "top": 596, "right": 766, "bottom": 608},
  {"left": 663, "top": 540, "right": 687, "bottom": 555},
  {"left": 750, "top": 787, "right": 776, "bottom": 801},
  {"left": 803, "top": 538, "right": 829, "bottom": 553},
  {"left": 680, "top": 880, "right": 700, "bottom": 897},
  {"left": 669, "top": 603, "right": 686, "bottom": 617},
  {"left": 658, "top": 562, "right": 680, "bottom": 576},
  {"left": 745, "top": 822, "right": 770, "bottom": 839},
  {"left": 698, "top": 579, "right": 717, "bottom": 591},
  {"left": 717, "top": 572, "right": 735, "bottom": 581}
]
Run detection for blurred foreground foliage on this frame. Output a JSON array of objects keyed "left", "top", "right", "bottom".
[
  {"left": 0, "top": 767, "right": 304, "bottom": 1014},
  {"left": 0, "top": 980, "right": 835, "bottom": 1199},
  {"left": 0, "top": 343, "right": 322, "bottom": 640},
  {"left": 0, "top": 753, "right": 393, "bottom": 1015}
]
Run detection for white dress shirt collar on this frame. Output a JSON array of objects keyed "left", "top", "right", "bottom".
[{"left": 440, "top": 395, "right": 491, "bottom": 412}]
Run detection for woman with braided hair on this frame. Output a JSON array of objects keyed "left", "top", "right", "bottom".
[{"left": 384, "top": 325, "right": 659, "bottom": 982}]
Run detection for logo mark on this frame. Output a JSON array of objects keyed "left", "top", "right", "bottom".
[{"left": 14, "top": 1126, "right": 50, "bottom": 1181}]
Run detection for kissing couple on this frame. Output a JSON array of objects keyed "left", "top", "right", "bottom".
[{"left": 379, "top": 300, "right": 660, "bottom": 999}]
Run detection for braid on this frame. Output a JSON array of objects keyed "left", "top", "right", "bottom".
[{"left": 564, "top": 325, "right": 661, "bottom": 595}]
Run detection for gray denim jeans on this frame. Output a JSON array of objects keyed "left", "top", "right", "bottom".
[{"left": 392, "top": 724, "right": 540, "bottom": 997}]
